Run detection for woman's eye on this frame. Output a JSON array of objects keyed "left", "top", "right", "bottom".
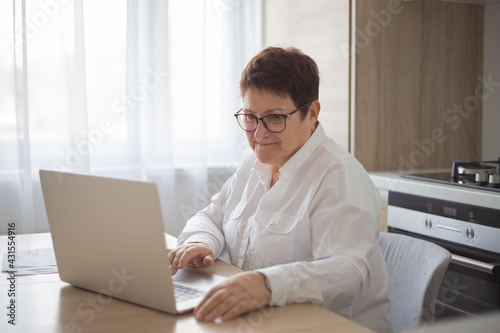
[{"left": 268, "top": 115, "right": 284, "bottom": 122}]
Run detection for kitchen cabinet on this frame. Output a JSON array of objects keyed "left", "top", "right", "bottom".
[{"left": 353, "top": 0, "right": 484, "bottom": 171}]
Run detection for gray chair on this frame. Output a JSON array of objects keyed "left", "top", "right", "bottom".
[{"left": 379, "top": 232, "right": 452, "bottom": 332}]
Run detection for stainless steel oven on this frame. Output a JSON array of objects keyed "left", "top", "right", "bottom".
[
  {"left": 370, "top": 159, "right": 500, "bottom": 320},
  {"left": 388, "top": 191, "right": 500, "bottom": 319}
]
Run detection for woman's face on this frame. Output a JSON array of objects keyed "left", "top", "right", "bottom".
[{"left": 241, "top": 87, "right": 320, "bottom": 169}]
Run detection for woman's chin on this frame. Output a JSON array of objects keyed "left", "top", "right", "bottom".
[{"left": 255, "top": 153, "right": 276, "bottom": 166}]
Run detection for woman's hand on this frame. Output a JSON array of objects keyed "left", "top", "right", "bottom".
[
  {"left": 168, "top": 242, "right": 214, "bottom": 275},
  {"left": 194, "top": 271, "right": 271, "bottom": 322}
]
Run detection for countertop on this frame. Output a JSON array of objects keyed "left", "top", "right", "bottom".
[{"left": 369, "top": 170, "right": 500, "bottom": 210}]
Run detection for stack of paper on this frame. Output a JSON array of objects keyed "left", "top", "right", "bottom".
[{"left": 2, "top": 248, "right": 58, "bottom": 276}]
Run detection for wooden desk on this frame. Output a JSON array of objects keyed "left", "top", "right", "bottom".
[{"left": 0, "top": 233, "right": 373, "bottom": 333}]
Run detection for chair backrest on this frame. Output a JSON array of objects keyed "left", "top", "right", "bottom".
[{"left": 379, "top": 232, "right": 451, "bottom": 332}]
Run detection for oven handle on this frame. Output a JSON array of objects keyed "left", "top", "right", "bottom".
[{"left": 451, "top": 254, "right": 500, "bottom": 277}]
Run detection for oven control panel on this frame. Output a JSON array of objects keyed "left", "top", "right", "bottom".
[{"left": 387, "top": 191, "right": 500, "bottom": 254}]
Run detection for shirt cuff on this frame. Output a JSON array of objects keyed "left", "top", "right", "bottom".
[{"left": 256, "top": 266, "right": 294, "bottom": 307}]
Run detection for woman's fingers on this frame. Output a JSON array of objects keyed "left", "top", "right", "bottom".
[
  {"left": 194, "top": 271, "right": 271, "bottom": 322},
  {"left": 167, "top": 242, "right": 214, "bottom": 275}
]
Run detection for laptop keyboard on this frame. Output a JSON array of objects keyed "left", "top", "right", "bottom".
[{"left": 173, "top": 283, "right": 205, "bottom": 302}]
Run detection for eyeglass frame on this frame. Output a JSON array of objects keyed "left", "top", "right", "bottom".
[{"left": 234, "top": 101, "right": 313, "bottom": 133}]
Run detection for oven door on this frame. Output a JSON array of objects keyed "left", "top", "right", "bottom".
[
  {"left": 388, "top": 228, "right": 500, "bottom": 319},
  {"left": 436, "top": 258, "right": 500, "bottom": 318}
]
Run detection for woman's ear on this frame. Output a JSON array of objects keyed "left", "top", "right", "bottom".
[{"left": 309, "top": 100, "right": 321, "bottom": 125}]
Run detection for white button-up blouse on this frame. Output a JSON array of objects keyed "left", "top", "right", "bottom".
[{"left": 177, "top": 124, "right": 393, "bottom": 333}]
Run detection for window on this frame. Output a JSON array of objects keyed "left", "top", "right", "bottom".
[{"left": 0, "top": 0, "right": 262, "bottom": 234}]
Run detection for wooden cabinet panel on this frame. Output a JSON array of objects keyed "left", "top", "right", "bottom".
[{"left": 353, "top": 0, "right": 483, "bottom": 171}]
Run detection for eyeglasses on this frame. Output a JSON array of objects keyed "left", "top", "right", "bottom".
[{"left": 234, "top": 102, "right": 312, "bottom": 133}]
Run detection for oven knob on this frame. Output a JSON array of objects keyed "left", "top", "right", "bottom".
[
  {"left": 425, "top": 219, "right": 432, "bottom": 229},
  {"left": 466, "top": 227, "right": 475, "bottom": 239}
]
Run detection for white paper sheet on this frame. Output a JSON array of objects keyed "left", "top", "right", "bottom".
[{"left": 2, "top": 248, "right": 58, "bottom": 276}]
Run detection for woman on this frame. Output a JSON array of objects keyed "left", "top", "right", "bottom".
[{"left": 168, "top": 47, "right": 393, "bottom": 333}]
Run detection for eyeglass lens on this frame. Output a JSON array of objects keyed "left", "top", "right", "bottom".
[{"left": 237, "top": 114, "right": 286, "bottom": 133}]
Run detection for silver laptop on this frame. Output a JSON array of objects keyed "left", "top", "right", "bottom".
[{"left": 39, "top": 169, "right": 226, "bottom": 314}]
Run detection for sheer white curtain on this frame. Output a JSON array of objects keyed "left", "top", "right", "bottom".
[{"left": 0, "top": 0, "right": 261, "bottom": 235}]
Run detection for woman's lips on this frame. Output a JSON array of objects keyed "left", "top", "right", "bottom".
[{"left": 255, "top": 141, "right": 277, "bottom": 146}]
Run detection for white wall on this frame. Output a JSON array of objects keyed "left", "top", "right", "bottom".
[
  {"left": 482, "top": 4, "right": 500, "bottom": 160},
  {"left": 263, "top": 0, "right": 350, "bottom": 150}
]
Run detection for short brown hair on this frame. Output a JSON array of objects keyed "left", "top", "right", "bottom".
[{"left": 240, "top": 47, "right": 319, "bottom": 118}]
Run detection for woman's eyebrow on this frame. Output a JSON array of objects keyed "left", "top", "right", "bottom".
[{"left": 241, "top": 107, "right": 287, "bottom": 115}]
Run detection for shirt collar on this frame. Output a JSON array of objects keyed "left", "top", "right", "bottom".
[
  {"left": 251, "top": 123, "right": 327, "bottom": 186},
  {"left": 279, "top": 123, "right": 326, "bottom": 181},
  {"left": 253, "top": 157, "right": 273, "bottom": 189}
]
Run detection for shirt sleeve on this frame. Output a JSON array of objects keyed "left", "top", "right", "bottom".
[
  {"left": 176, "top": 173, "right": 236, "bottom": 260},
  {"left": 256, "top": 200, "right": 382, "bottom": 314}
]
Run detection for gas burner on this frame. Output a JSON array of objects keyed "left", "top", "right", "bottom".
[
  {"left": 399, "top": 158, "right": 500, "bottom": 193},
  {"left": 452, "top": 159, "right": 500, "bottom": 188}
]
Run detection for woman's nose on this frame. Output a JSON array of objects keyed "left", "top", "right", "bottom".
[{"left": 254, "top": 120, "right": 270, "bottom": 138}]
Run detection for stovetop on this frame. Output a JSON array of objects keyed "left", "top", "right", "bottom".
[{"left": 400, "top": 158, "right": 500, "bottom": 193}]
